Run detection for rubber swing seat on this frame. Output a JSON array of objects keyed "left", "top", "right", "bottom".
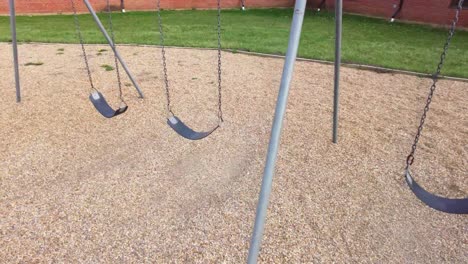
[
  {"left": 89, "top": 91, "right": 127, "bottom": 118},
  {"left": 405, "top": 168, "right": 468, "bottom": 214},
  {"left": 167, "top": 116, "right": 219, "bottom": 140}
]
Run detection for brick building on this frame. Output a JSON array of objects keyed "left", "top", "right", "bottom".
[
  {"left": 0, "top": 0, "right": 294, "bottom": 14},
  {"left": 309, "top": 0, "right": 468, "bottom": 27},
  {"left": 1, "top": 0, "right": 467, "bottom": 27}
]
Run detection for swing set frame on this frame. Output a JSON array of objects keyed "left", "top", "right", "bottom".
[{"left": 7, "top": 0, "right": 144, "bottom": 103}]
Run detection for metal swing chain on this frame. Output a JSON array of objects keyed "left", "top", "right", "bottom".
[
  {"left": 106, "top": 0, "right": 126, "bottom": 105},
  {"left": 70, "top": 0, "right": 96, "bottom": 92},
  {"left": 156, "top": 0, "right": 224, "bottom": 123},
  {"left": 156, "top": 0, "right": 173, "bottom": 115},
  {"left": 216, "top": 0, "right": 224, "bottom": 123},
  {"left": 406, "top": 0, "right": 464, "bottom": 168}
]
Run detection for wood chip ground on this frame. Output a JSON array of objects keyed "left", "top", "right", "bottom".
[{"left": 0, "top": 43, "right": 467, "bottom": 263}]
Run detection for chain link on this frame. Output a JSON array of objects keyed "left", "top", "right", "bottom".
[
  {"left": 156, "top": 0, "right": 173, "bottom": 115},
  {"left": 106, "top": 0, "right": 126, "bottom": 105},
  {"left": 406, "top": 0, "right": 464, "bottom": 168},
  {"left": 71, "top": 0, "right": 125, "bottom": 106},
  {"left": 156, "top": 0, "right": 223, "bottom": 122},
  {"left": 216, "top": 0, "right": 223, "bottom": 122},
  {"left": 70, "top": 0, "right": 95, "bottom": 92}
]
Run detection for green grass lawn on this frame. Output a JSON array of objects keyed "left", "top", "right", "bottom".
[{"left": 1, "top": 9, "right": 467, "bottom": 78}]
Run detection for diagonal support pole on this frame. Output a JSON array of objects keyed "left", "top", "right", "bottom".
[
  {"left": 82, "top": 0, "right": 144, "bottom": 98},
  {"left": 9, "top": 0, "right": 21, "bottom": 103},
  {"left": 247, "top": 0, "right": 307, "bottom": 263}
]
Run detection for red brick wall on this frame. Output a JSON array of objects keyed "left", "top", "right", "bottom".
[
  {"left": 308, "top": 0, "right": 468, "bottom": 27},
  {"left": 2, "top": 0, "right": 467, "bottom": 27},
  {"left": 0, "top": 0, "right": 294, "bottom": 14}
]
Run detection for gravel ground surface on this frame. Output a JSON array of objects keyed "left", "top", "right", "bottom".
[{"left": 0, "top": 43, "right": 467, "bottom": 263}]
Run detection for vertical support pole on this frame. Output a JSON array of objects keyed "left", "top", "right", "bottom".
[
  {"left": 332, "top": 0, "right": 343, "bottom": 143},
  {"left": 82, "top": 0, "right": 144, "bottom": 98},
  {"left": 9, "top": 0, "right": 21, "bottom": 103},
  {"left": 247, "top": 1, "right": 307, "bottom": 263}
]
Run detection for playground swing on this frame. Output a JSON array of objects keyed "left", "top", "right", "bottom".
[
  {"left": 156, "top": 0, "right": 223, "bottom": 140},
  {"left": 404, "top": 0, "right": 468, "bottom": 214},
  {"left": 71, "top": 0, "right": 128, "bottom": 118}
]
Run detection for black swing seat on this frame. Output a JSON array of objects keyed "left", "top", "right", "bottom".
[
  {"left": 167, "top": 116, "right": 219, "bottom": 140},
  {"left": 89, "top": 91, "right": 128, "bottom": 118},
  {"left": 405, "top": 169, "right": 468, "bottom": 214}
]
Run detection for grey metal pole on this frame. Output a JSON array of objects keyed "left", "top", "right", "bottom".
[
  {"left": 247, "top": 1, "right": 307, "bottom": 263},
  {"left": 82, "top": 0, "right": 144, "bottom": 98},
  {"left": 332, "top": 0, "right": 343, "bottom": 143},
  {"left": 9, "top": 0, "right": 21, "bottom": 103}
]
